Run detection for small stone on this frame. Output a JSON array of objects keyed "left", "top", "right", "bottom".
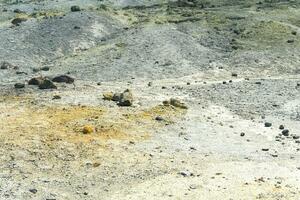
[
  {"left": 231, "top": 72, "right": 238, "bottom": 77},
  {"left": 169, "top": 98, "right": 188, "bottom": 109},
  {"left": 155, "top": 116, "right": 164, "bottom": 121},
  {"left": 14, "top": 83, "right": 25, "bottom": 89},
  {"left": 29, "top": 189, "right": 37, "bottom": 194},
  {"left": 71, "top": 5, "right": 81, "bottom": 12},
  {"left": 52, "top": 95, "right": 61, "bottom": 100},
  {"left": 240, "top": 132, "right": 245, "bottom": 137},
  {"left": 93, "top": 162, "right": 101, "bottom": 167},
  {"left": 282, "top": 129, "right": 289, "bottom": 136},
  {"left": 52, "top": 75, "right": 74, "bottom": 84},
  {"left": 41, "top": 66, "right": 50, "bottom": 71},
  {"left": 112, "top": 93, "right": 121, "bottom": 101},
  {"left": 13, "top": 9, "right": 23, "bottom": 13},
  {"left": 148, "top": 82, "right": 153, "bottom": 87},
  {"left": 293, "top": 135, "right": 299, "bottom": 140},
  {"left": 291, "top": 31, "right": 297, "bottom": 35},
  {"left": 279, "top": 125, "right": 284, "bottom": 130},
  {"left": 163, "top": 100, "right": 171, "bottom": 106},
  {"left": 1, "top": 61, "right": 13, "bottom": 69},
  {"left": 179, "top": 171, "right": 193, "bottom": 177},
  {"left": 103, "top": 92, "right": 114, "bottom": 101},
  {"left": 11, "top": 18, "right": 27, "bottom": 26},
  {"left": 189, "top": 184, "right": 198, "bottom": 190},
  {"left": 82, "top": 125, "right": 94, "bottom": 134},
  {"left": 28, "top": 77, "right": 44, "bottom": 85},
  {"left": 38, "top": 79, "right": 57, "bottom": 90},
  {"left": 262, "top": 148, "right": 269, "bottom": 151},
  {"left": 264, "top": 122, "right": 272, "bottom": 127},
  {"left": 287, "top": 39, "right": 294, "bottom": 43},
  {"left": 118, "top": 89, "right": 133, "bottom": 106},
  {"left": 16, "top": 71, "right": 27, "bottom": 75}
]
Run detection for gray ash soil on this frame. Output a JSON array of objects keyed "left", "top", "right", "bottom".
[{"left": 0, "top": 0, "right": 300, "bottom": 200}]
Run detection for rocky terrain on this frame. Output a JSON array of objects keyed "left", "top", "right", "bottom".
[{"left": 0, "top": 0, "right": 300, "bottom": 199}]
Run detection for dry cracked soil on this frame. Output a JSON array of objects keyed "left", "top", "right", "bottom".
[{"left": 0, "top": 0, "right": 300, "bottom": 199}]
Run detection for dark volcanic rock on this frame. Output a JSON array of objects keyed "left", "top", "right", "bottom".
[
  {"left": 282, "top": 129, "right": 289, "bottom": 137},
  {"left": 53, "top": 95, "right": 61, "bottom": 100},
  {"left": 112, "top": 93, "right": 122, "bottom": 102},
  {"left": 14, "top": 83, "right": 25, "bottom": 89},
  {"left": 264, "top": 122, "right": 272, "bottom": 127},
  {"left": 11, "top": 18, "right": 27, "bottom": 26},
  {"left": 279, "top": 125, "right": 284, "bottom": 130},
  {"left": 28, "top": 77, "right": 45, "bottom": 85},
  {"left": 38, "top": 79, "right": 57, "bottom": 89},
  {"left": 155, "top": 116, "right": 164, "bottom": 121},
  {"left": 29, "top": 189, "right": 37, "bottom": 194},
  {"left": 52, "top": 75, "right": 74, "bottom": 84},
  {"left": 1, "top": 61, "right": 14, "bottom": 69},
  {"left": 71, "top": 6, "right": 81, "bottom": 12}
]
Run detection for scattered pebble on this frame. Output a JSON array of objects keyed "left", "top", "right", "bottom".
[
  {"left": 163, "top": 98, "right": 188, "bottom": 109},
  {"left": 279, "top": 125, "right": 284, "bottom": 130},
  {"left": 29, "top": 189, "right": 37, "bottom": 194},
  {"left": 179, "top": 171, "right": 193, "bottom": 177},
  {"left": 52, "top": 75, "right": 74, "bottom": 84},
  {"left": 38, "top": 79, "right": 57, "bottom": 90},
  {"left": 14, "top": 83, "right": 25, "bottom": 89},
  {"left": 28, "top": 77, "right": 44, "bottom": 85},
  {"left": 293, "top": 135, "right": 299, "bottom": 140},
  {"left": 82, "top": 125, "right": 94, "bottom": 134},
  {"left": 1, "top": 61, "right": 14, "bottom": 69},
  {"left": 282, "top": 129, "right": 289, "bottom": 136},
  {"left": 103, "top": 92, "right": 114, "bottom": 101},
  {"left": 155, "top": 116, "right": 164, "bottom": 121},
  {"left": 118, "top": 89, "right": 133, "bottom": 106},
  {"left": 71, "top": 5, "right": 81, "bottom": 12},
  {"left": 264, "top": 122, "right": 272, "bottom": 127},
  {"left": 11, "top": 17, "right": 27, "bottom": 26},
  {"left": 52, "top": 95, "right": 61, "bottom": 100}
]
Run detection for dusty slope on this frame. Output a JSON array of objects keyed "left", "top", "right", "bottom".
[{"left": 0, "top": 0, "right": 300, "bottom": 199}]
